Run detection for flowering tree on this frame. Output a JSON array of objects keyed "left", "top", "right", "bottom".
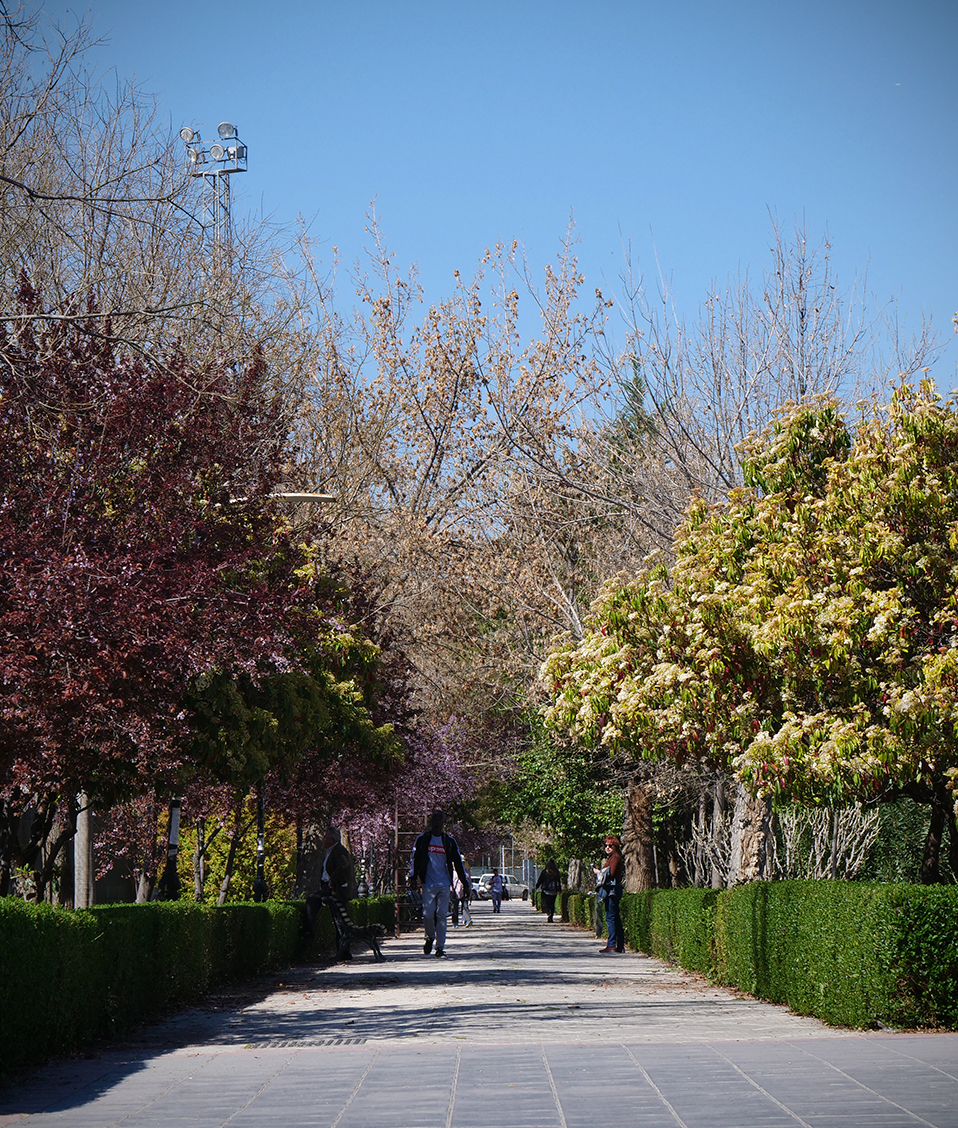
[{"left": 543, "top": 382, "right": 958, "bottom": 882}]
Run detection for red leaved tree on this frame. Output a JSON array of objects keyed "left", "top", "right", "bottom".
[{"left": 0, "top": 279, "right": 316, "bottom": 896}]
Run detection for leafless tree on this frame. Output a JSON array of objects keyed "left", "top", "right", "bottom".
[{"left": 0, "top": 3, "right": 313, "bottom": 405}]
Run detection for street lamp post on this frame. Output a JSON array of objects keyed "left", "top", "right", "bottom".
[{"left": 252, "top": 783, "right": 269, "bottom": 902}]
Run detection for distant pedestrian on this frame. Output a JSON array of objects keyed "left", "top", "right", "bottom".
[
  {"left": 409, "top": 808, "right": 471, "bottom": 958},
  {"left": 595, "top": 836, "right": 624, "bottom": 954},
  {"left": 489, "top": 867, "right": 506, "bottom": 912},
  {"left": 452, "top": 871, "right": 471, "bottom": 926},
  {"left": 535, "top": 860, "right": 562, "bottom": 922}
]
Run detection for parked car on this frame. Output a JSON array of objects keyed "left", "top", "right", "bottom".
[
  {"left": 475, "top": 873, "right": 530, "bottom": 901},
  {"left": 505, "top": 875, "right": 530, "bottom": 901}
]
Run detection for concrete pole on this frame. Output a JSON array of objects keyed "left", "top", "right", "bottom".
[{"left": 74, "top": 792, "right": 92, "bottom": 909}]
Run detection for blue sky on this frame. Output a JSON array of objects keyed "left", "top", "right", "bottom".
[{"left": 45, "top": 0, "right": 958, "bottom": 368}]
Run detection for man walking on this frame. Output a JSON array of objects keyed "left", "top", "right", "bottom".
[{"left": 409, "top": 808, "right": 471, "bottom": 958}]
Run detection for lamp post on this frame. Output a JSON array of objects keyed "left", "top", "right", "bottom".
[{"left": 252, "top": 782, "right": 269, "bottom": 902}]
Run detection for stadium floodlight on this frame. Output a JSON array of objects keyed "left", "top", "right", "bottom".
[{"left": 182, "top": 118, "right": 247, "bottom": 264}]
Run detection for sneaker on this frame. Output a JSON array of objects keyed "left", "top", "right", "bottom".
[
  {"left": 435, "top": 948, "right": 445, "bottom": 958},
  {"left": 423, "top": 938, "right": 433, "bottom": 955}
]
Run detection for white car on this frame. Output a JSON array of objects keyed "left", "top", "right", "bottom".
[{"left": 475, "top": 873, "right": 530, "bottom": 901}]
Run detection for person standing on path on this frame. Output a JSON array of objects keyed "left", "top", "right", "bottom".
[
  {"left": 409, "top": 808, "right": 471, "bottom": 958},
  {"left": 535, "top": 859, "right": 562, "bottom": 922},
  {"left": 489, "top": 867, "right": 506, "bottom": 913},
  {"left": 596, "top": 836, "right": 624, "bottom": 953}
]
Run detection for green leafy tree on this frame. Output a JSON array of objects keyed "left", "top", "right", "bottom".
[{"left": 497, "top": 720, "right": 622, "bottom": 867}]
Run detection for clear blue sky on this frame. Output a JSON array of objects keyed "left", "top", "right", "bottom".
[{"left": 45, "top": 0, "right": 958, "bottom": 369}]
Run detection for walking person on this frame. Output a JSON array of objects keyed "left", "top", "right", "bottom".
[
  {"left": 409, "top": 808, "right": 471, "bottom": 958},
  {"left": 453, "top": 871, "right": 472, "bottom": 926},
  {"left": 459, "top": 873, "right": 473, "bottom": 926},
  {"left": 489, "top": 867, "right": 506, "bottom": 913},
  {"left": 535, "top": 859, "right": 562, "bottom": 923},
  {"left": 595, "top": 836, "right": 625, "bottom": 953}
]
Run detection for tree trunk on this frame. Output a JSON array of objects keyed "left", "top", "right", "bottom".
[
  {"left": 948, "top": 803, "right": 958, "bottom": 882},
  {"left": 829, "top": 808, "right": 840, "bottom": 880},
  {"left": 136, "top": 872, "right": 153, "bottom": 903},
  {"left": 216, "top": 804, "right": 245, "bottom": 907},
  {"left": 74, "top": 792, "right": 93, "bottom": 908},
  {"left": 622, "top": 774, "right": 655, "bottom": 892},
  {"left": 135, "top": 796, "right": 159, "bottom": 903},
  {"left": 727, "top": 783, "right": 773, "bottom": 885},
  {"left": 693, "top": 786, "right": 708, "bottom": 888},
  {"left": 193, "top": 817, "right": 206, "bottom": 902},
  {"left": 566, "top": 857, "right": 587, "bottom": 892},
  {"left": 664, "top": 812, "right": 687, "bottom": 888},
  {"left": 36, "top": 812, "right": 76, "bottom": 905},
  {"left": 920, "top": 783, "right": 949, "bottom": 884},
  {"left": 294, "top": 818, "right": 304, "bottom": 896},
  {"left": 295, "top": 817, "right": 328, "bottom": 895},
  {"left": 0, "top": 798, "right": 13, "bottom": 897},
  {"left": 711, "top": 776, "right": 728, "bottom": 889}
]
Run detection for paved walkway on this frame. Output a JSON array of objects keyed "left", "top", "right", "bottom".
[{"left": 2, "top": 899, "right": 957, "bottom": 1126}]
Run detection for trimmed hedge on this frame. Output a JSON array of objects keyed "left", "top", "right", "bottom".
[
  {"left": 536, "top": 881, "right": 958, "bottom": 1029},
  {"left": 0, "top": 895, "right": 396, "bottom": 1071}
]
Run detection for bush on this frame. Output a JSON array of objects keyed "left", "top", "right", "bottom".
[
  {"left": 534, "top": 880, "right": 958, "bottom": 1030},
  {"left": 0, "top": 895, "right": 373, "bottom": 1072}
]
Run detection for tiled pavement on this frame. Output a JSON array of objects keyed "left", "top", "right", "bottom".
[{"left": 2, "top": 899, "right": 957, "bottom": 1127}]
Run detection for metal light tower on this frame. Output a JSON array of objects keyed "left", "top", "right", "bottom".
[{"left": 179, "top": 122, "right": 247, "bottom": 265}]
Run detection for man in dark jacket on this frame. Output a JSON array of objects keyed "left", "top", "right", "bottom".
[
  {"left": 321, "top": 826, "right": 355, "bottom": 960},
  {"left": 409, "top": 808, "right": 471, "bottom": 958},
  {"left": 321, "top": 826, "right": 354, "bottom": 905}
]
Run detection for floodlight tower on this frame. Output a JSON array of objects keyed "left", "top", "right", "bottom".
[{"left": 179, "top": 122, "right": 247, "bottom": 266}]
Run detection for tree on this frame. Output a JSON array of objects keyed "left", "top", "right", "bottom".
[
  {"left": 495, "top": 717, "right": 622, "bottom": 867},
  {"left": 290, "top": 217, "right": 938, "bottom": 797},
  {"left": 0, "top": 287, "right": 322, "bottom": 897},
  {"left": 542, "top": 381, "right": 958, "bottom": 881},
  {"left": 0, "top": 4, "right": 315, "bottom": 411}
]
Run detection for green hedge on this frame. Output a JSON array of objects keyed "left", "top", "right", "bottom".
[
  {"left": 536, "top": 881, "right": 958, "bottom": 1029},
  {"left": 0, "top": 895, "right": 396, "bottom": 1071}
]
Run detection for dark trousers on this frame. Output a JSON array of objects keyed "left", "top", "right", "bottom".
[{"left": 605, "top": 893, "right": 623, "bottom": 950}]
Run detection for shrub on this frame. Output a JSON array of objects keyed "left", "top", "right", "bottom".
[
  {"left": 0, "top": 896, "right": 365, "bottom": 1072},
  {"left": 544, "top": 881, "right": 958, "bottom": 1030}
]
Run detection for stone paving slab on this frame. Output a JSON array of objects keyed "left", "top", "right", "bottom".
[{"left": 2, "top": 898, "right": 957, "bottom": 1127}]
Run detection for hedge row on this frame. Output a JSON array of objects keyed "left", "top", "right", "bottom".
[
  {"left": 539, "top": 881, "right": 958, "bottom": 1029},
  {"left": 0, "top": 895, "right": 396, "bottom": 1070}
]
